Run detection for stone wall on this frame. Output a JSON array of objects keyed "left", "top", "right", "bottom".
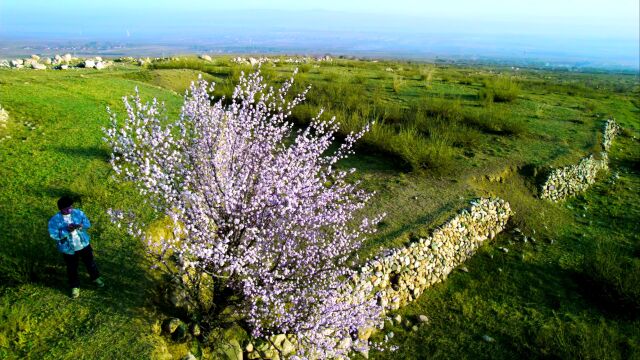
[
  {"left": 602, "top": 119, "right": 621, "bottom": 152},
  {"left": 541, "top": 119, "right": 620, "bottom": 202},
  {"left": 356, "top": 197, "right": 513, "bottom": 311},
  {"left": 237, "top": 198, "right": 513, "bottom": 359}
]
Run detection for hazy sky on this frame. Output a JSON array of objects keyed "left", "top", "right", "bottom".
[
  {"left": 1, "top": 0, "right": 637, "bottom": 36},
  {"left": 1, "top": 0, "right": 638, "bottom": 68}
]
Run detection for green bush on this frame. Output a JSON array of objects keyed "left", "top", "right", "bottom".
[
  {"left": 464, "top": 107, "right": 527, "bottom": 136},
  {"left": 481, "top": 77, "right": 520, "bottom": 103},
  {"left": 392, "top": 75, "right": 405, "bottom": 93}
]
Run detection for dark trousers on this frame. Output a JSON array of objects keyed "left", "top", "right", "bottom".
[{"left": 62, "top": 244, "right": 100, "bottom": 288}]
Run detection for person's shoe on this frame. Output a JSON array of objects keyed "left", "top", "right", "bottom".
[
  {"left": 93, "top": 277, "right": 105, "bottom": 288},
  {"left": 71, "top": 287, "right": 80, "bottom": 298}
]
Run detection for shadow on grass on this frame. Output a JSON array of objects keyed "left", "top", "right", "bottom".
[{"left": 51, "top": 145, "right": 111, "bottom": 161}]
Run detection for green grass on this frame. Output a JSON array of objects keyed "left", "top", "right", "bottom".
[
  {"left": 0, "top": 58, "right": 638, "bottom": 359},
  {"left": 368, "top": 133, "right": 640, "bottom": 359}
]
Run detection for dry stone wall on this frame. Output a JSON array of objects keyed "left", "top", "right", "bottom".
[
  {"left": 356, "top": 197, "right": 513, "bottom": 311},
  {"left": 541, "top": 119, "right": 620, "bottom": 201},
  {"left": 239, "top": 197, "right": 513, "bottom": 359}
]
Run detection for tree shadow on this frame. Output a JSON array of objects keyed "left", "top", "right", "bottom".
[{"left": 51, "top": 145, "right": 111, "bottom": 161}]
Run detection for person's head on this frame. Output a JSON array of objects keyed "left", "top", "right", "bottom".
[{"left": 57, "top": 196, "right": 74, "bottom": 215}]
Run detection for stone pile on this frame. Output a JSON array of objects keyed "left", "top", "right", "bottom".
[
  {"left": 356, "top": 197, "right": 513, "bottom": 311},
  {"left": 541, "top": 119, "right": 620, "bottom": 201}
]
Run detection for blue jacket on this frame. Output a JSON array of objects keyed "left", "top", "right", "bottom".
[{"left": 48, "top": 209, "right": 91, "bottom": 255}]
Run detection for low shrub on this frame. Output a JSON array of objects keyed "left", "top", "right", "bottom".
[
  {"left": 481, "top": 77, "right": 520, "bottom": 103},
  {"left": 464, "top": 107, "right": 527, "bottom": 136},
  {"left": 392, "top": 75, "right": 405, "bottom": 93}
]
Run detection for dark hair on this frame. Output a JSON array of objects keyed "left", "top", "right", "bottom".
[{"left": 57, "top": 195, "right": 74, "bottom": 210}]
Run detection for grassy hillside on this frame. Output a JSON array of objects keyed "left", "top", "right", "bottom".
[{"left": 0, "top": 58, "right": 638, "bottom": 359}]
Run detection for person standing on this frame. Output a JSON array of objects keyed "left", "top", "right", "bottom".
[{"left": 48, "top": 195, "right": 104, "bottom": 298}]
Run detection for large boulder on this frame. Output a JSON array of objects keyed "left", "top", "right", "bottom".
[
  {"left": 95, "top": 61, "right": 106, "bottom": 70},
  {"left": 30, "top": 54, "right": 40, "bottom": 61},
  {"left": 63, "top": 53, "right": 72, "bottom": 62},
  {"left": 199, "top": 54, "right": 212, "bottom": 61},
  {"left": 32, "top": 63, "right": 46, "bottom": 70},
  {"left": 10, "top": 59, "right": 23, "bottom": 67},
  {"left": 43, "top": 57, "right": 52, "bottom": 64},
  {"left": 83, "top": 60, "right": 95, "bottom": 68}
]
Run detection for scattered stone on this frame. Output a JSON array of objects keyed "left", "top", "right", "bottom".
[
  {"left": 63, "top": 53, "right": 72, "bottom": 62},
  {"left": 411, "top": 325, "right": 419, "bottom": 332},
  {"left": 171, "top": 323, "right": 188, "bottom": 342},
  {"left": 95, "top": 61, "right": 106, "bottom": 70},
  {"left": 418, "top": 315, "right": 429, "bottom": 323},
  {"left": 162, "top": 318, "right": 182, "bottom": 334},
  {"left": 482, "top": 334, "right": 495, "bottom": 343},
  {"left": 393, "top": 314, "right": 402, "bottom": 324},
  {"left": 358, "top": 326, "right": 375, "bottom": 341},
  {"left": 190, "top": 323, "right": 201, "bottom": 337},
  {"left": 30, "top": 54, "right": 40, "bottom": 61},
  {"left": 181, "top": 353, "right": 196, "bottom": 360},
  {"left": 199, "top": 54, "right": 212, "bottom": 61},
  {"left": 459, "top": 266, "right": 469, "bottom": 273},
  {"left": 498, "top": 247, "right": 509, "bottom": 253},
  {"left": 0, "top": 107, "right": 8, "bottom": 127},
  {"left": 31, "top": 63, "right": 46, "bottom": 70},
  {"left": 246, "top": 342, "right": 254, "bottom": 352}
]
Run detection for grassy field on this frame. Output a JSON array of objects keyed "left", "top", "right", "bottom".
[{"left": 0, "top": 57, "right": 638, "bottom": 359}]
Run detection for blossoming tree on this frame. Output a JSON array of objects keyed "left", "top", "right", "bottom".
[{"left": 104, "top": 70, "right": 383, "bottom": 358}]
